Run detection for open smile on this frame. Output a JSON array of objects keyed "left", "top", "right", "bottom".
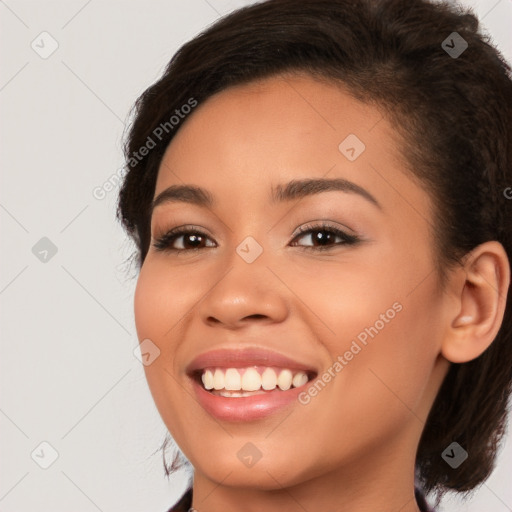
[{"left": 186, "top": 348, "right": 319, "bottom": 421}]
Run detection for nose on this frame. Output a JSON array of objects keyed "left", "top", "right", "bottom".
[{"left": 197, "top": 252, "right": 289, "bottom": 330}]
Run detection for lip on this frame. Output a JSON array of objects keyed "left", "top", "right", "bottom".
[
  {"left": 186, "top": 347, "right": 319, "bottom": 422},
  {"left": 191, "top": 378, "right": 308, "bottom": 422},
  {"left": 186, "top": 347, "right": 318, "bottom": 374}
]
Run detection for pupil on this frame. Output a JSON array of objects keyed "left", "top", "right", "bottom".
[
  {"left": 315, "top": 231, "right": 330, "bottom": 245},
  {"left": 187, "top": 234, "right": 202, "bottom": 247}
]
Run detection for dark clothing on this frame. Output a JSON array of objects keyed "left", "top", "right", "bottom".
[
  {"left": 166, "top": 487, "right": 435, "bottom": 511},
  {"left": 166, "top": 488, "right": 191, "bottom": 512}
]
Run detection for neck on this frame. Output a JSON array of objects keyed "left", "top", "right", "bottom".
[{"left": 189, "top": 429, "right": 423, "bottom": 512}]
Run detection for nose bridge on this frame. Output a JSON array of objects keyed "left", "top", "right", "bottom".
[{"left": 197, "top": 232, "right": 288, "bottom": 327}]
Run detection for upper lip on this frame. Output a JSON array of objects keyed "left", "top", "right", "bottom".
[{"left": 186, "top": 347, "right": 319, "bottom": 376}]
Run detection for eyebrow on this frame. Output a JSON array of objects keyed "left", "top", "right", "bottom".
[{"left": 151, "top": 177, "right": 381, "bottom": 214}]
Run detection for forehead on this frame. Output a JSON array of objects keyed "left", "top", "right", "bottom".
[
  {"left": 158, "top": 74, "right": 387, "bottom": 178},
  {"left": 154, "top": 74, "right": 431, "bottom": 224}
]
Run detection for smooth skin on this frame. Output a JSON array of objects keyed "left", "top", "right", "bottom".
[{"left": 134, "top": 73, "right": 510, "bottom": 512}]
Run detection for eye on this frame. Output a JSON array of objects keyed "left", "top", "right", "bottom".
[
  {"left": 151, "top": 222, "right": 360, "bottom": 253},
  {"left": 290, "top": 222, "right": 360, "bottom": 250},
  {"left": 152, "top": 225, "right": 216, "bottom": 252}
]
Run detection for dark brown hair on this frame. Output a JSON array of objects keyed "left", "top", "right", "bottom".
[{"left": 117, "top": 0, "right": 512, "bottom": 504}]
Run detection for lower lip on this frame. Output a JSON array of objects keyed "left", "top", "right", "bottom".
[{"left": 191, "top": 378, "right": 306, "bottom": 422}]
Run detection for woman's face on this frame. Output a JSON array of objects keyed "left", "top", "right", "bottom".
[{"left": 134, "top": 74, "right": 452, "bottom": 490}]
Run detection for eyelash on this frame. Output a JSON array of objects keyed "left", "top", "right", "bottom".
[{"left": 152, "top": 222, "right": 360, "bottom": 254}]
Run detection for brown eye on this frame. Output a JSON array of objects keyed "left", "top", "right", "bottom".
[
  {"left": 290, "top": 223, "right": 359, "bottom": 251},
  {"left": 152, "top": 222, "right": 360, "bottom": 254},
  {"left": 152, "top": 227, "right": 216, "bottom": 252}
]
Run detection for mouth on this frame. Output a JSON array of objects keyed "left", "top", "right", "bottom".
[
  {"left": 192, "top": 366, "right": 317, "bottom": 397},
  {"left": 186, "top": 348, "right": 319, "bottom": 421}
]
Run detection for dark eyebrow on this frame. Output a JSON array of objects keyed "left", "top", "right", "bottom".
[
  {"left": 270, "top": 178, "right": 381, "bottom": 208},
  {"left": 152, "top": 184, "right": 214, "bottom": 213},
  {"left": 151, "top": 177, "right": 381, "bottom": 214}
]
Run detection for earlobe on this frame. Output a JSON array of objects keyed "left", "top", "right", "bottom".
[{"left": 441, "top": 241, "right": 510, "bottom": 364}]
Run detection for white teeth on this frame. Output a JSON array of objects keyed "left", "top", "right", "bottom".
[
  {"left": 292, "top": 372, "right": 308, "bottom": 388},
  {"left": 277, "top": 369, "right": 293, "bottom": 390},
  {"left": 202, "top": 369, "right": 214, "bottom": 390},
  {"left": 199, "top": 367, "right": 311, "bottom": 393},
  {"left": 261, "top": 368, "right": 277, "bottom": 390},
  {"left": 242, "top": 368, "right": 262, "bottom": 391},
  {"left": 213, "top": 369, "right": 224, "bottom": 390},
  {"left": 224, "top": 368, "right": 242, "bottom": 390},
  {"left": 218, "top": 390, "right": 266, "bottom": 398}
]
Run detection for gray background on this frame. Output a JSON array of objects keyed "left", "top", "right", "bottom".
[{"left": 1, "top": 1, "right": 511, "bottom": 510}]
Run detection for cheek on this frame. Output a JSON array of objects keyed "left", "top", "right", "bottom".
[
  {"left": 133, "top": 262, "right": 182, "bottom": 396},
  {"left": 134, "top": 262, "right": 166, "bottom": 340},
  {"left": 134, "top": 258, "right": 193, "bottom": 345},
  {"left": 299, "top": 247, "right": 442, "bottom": 427},
  {"left": 324, "top": 284, "right": 443, "bottom": 435},
  {"left": 133, "top": 262, "right": 190, "bottom": 437},
  {"left": 134, "top": 267, "right": 168, "bottom": 375}
]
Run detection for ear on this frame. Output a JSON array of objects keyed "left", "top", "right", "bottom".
[{"left": 441, "top": 241, "right": 510, "bottom": 363}]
